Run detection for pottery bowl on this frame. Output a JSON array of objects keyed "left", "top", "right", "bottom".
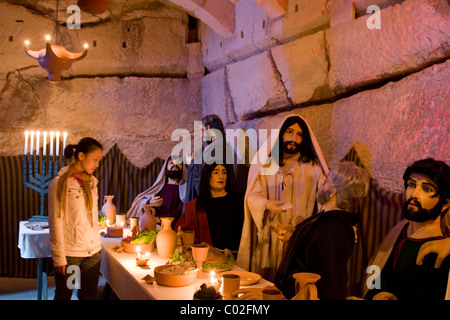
[
  {"left": 121, "top": 241, "right": 155, "bottom": 254},
  {"left": 154, "top": 265, "right": 198, "bottom": 287}
]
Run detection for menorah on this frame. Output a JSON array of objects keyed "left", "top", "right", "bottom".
[
  {"left": 22, "top": 130, "right": 67, "bottom": 300},
  {"left": 23, "top": 131, "right": 67, "bottom": 215}
]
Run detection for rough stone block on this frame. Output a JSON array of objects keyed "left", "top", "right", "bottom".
[
  {"left": 271, "top": 31, "right": 332, "bottom": 105},
  {"left": 330, "top": 0, "right": 355, "bottom": 27},
  {"left": 1, "top": 76, "right": 202, "bottom": 165},
  {"left": 200, "top": 0, "right": 277, "bottom": 72},
  {"left": 202, "top": 68, "right": 237, "bottom": 125},
  {"left": 226, "top": 51, "right": 290, "bottom": 119},
  {"left": 71, "top": 15, "right": 189, "bottom": 76},
  {"left": 330, "top": 59, "right": 450, "bottom": 192},
  {"left": 270, "top": 0, "right": 330, "bottom": 43},
  {"left": 187, "top": 42, "right": 205, "bottom": 79},
  {"left": 328, "top": 0, "right": 450, "bottom": 94},
  {"left": 253, "top": 0, "right": 287, "bottom": 19},
  {"left": 200, "top": 21, "right": 234, "bottom": 72}
]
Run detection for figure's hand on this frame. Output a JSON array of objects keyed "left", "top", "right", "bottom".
[
  {"left": 372, "top": 292, "right": 398, "bottom": 300},
  {"left": 265, "top": 200, "right": 284, "bottom": 213},
  {"left": 417, "top": 238, "right": 450, "bottom": 269},
  {"left": 149, "top": 196, "right": 163, "bottom": 207},
  {"left": 54, "top": 265, "right": 66, "bottom": 276}
]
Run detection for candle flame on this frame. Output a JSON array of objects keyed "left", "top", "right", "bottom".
[
  {"left": 25, "top": 40, "right": 30, "bottom": 46},
  {"left": 45, "top": 35, "right": 51, "bottom": 42}
]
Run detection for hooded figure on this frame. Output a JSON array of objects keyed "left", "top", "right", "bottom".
[
  {"left": 126, "top": 156, "right": 188, "bottom": 224},
  {"left": 236, "top": 115, "right": 329, "bottom": 281}
]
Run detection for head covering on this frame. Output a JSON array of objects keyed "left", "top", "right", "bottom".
[
  {"left": 236, "top": 114, "right": 329, "bottom": 271},
  {"left": 126, "top": 156, "right": 188, "bottom": 219}
]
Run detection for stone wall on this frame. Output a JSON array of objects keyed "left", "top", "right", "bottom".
[
  {"left": 200, "top": 0, "right": 450, "bottom": 192},
  {"left": 0, "top": 0, "right": 448, "bottom": 190},
  {"left": 0, "top": 0, "right": 203, "bottom": 167}
]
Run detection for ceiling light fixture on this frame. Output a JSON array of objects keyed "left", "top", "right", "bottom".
[{"left": 24, "top": 0, "right": 88, "bottom": 82}]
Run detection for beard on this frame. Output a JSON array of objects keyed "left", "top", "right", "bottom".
[
  {"left": 282, "top": 141, "right": 300, "bottom": 154},
  {"left": 402, "top": 198, "right": 442, "bottom": 222},
  {"left": 165, "top": 169, "right": 182, "bottom": 180}
]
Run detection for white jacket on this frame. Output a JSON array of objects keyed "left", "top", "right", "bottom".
[{"left": 48, "top": 166, "right": 102, "bottom": 267}]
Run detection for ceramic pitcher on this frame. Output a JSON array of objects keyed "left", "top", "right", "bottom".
[
  {"left": 291, "top": 272, "right": 321, "bottom": 300},
  {"left": 156, "top": 217, "right": 176, "bottom": 259},
  {"left": 139, "top": 204, "right": 157, "bottom": 232},
  {"left": 102, "top": 195, "right": 116, "bottom": 224}
]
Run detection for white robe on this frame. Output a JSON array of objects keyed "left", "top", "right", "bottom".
[{"left": 236, "top": 115, "right": 329, "bottom": 281}]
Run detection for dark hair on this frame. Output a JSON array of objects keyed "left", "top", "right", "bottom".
[
  {"left": 275, "top": 116, "right": 318, "bottom": 166},
  {"left": 201, "top": 114, "right": 225, "bottom": 135},
  {"left": 201, "top": 114, "right": 230, "bottom": 164},
  {"left": 196, "top": 163, "right": 235, "bottom": 211},
  {"left": 64, "top": 137, "right": 103, "bottom": 160},
  {"left": 403, "top": 158, "right": 450, "bottom": 201}
]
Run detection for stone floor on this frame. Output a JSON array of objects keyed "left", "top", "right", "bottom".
[{"left": 0, "top": 275, "right": 108, "bottom": 300}]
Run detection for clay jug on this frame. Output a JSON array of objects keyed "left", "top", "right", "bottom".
[
  {"left": 291, "top": 272, "right": 321, "bottom": 300},
  {"left": 102, "top": 195, "right": 116, "bottom": 224},
  {"left": 156, "top": 217, "right": 177, "bottom": 259},
  {"left": 139, "top": 204, "right": 157, "bottom": 232}
]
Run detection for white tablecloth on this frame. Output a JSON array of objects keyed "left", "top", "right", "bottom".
[
  {"left": 18, "top": 221, "right": 51, "bottom": 259},
  {"left": 101, "top": 232, "right": 273, "bottom": 300}
]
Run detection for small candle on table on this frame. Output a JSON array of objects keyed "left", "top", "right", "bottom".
[{"left": 136, "top": 246, "right": 141, "bottom": 259}]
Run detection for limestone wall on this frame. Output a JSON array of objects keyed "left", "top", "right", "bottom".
[
  {"left": 200, "top": 0, "right": 450, "bottom": 192},
  {"left": 0, "top": 0, "right": 202, "bottom": 167},
  {"left": 0, "top": 0, "right": 448, "bottom": 191}
]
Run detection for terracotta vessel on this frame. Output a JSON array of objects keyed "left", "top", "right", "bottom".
[
  {"left": 291, "top": 272, "right": 321, "bottom": 300},
  {"left": 191, "top": 244, "right": 209, "bottom": 278},
  {"left": 156, "top": 217, "right": 177, "bottom": 259},
  {"left": 77, "top": 0, "right": 109, "bottom": 14},
  {"left": 154, "top": 265, "right": 198, "bottom": 287},
  {"left": 24, "top": 43, "right": 87, "bottom": 82},
  {"left": 102, "top": 195, "right": 116, "bottom": 224},
  {"left": 139, "top": 204, "right": 157, "bottom": 232}
]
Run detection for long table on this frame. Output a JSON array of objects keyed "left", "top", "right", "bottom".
[{"left": 100, "top": 234, "right": 273, "bottom": 300}]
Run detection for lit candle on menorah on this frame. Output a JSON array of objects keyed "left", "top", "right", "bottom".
[{"left": 23, "top": 130, "right": 67, "bottom": 216}]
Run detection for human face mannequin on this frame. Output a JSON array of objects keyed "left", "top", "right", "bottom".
[
  {"left": 75, "top": 147, "right": 103, "bottom": 175},
  {"left": 209, "top": 164, "right": 227, "bottom": 196},
  {"left": 403, "top": 172, "right": 449, "bottom": 222},
  {"left": 167, "top": 158, "right": 182, "bottom": 172},
  {"left": 282, "top": 123, "right": 303, "bottom": 155}
]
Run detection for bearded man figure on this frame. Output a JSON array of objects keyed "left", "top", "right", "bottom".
[
  {"left": 236, "top": 115, "right": 329, "bottom": 281},
  {"left": 127, "top": 156, "right": 187, "bottom": 227},
  {"left": 364, "top": 158, "right": 450, "bottom": 300}
]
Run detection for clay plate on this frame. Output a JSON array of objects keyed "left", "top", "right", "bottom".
[
  {"left": 154, "top": 265, "right": 198, "bottom": 287},
  {"left": 220, "top": 270, "right": 261, "bottom": 286}
]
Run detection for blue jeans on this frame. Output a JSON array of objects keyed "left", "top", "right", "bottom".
[{"left": 54, "top": 250, "right": 102, "bottom": 300}]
